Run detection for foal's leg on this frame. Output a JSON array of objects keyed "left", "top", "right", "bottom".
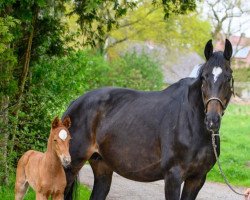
[
  {"left": 52, "top": 193, "right": 64, "bottom": 200},
  {"left": 89, "top": 158, "right": 113, "bottom": 200},
  {"left": 15, "top": 181, "right": 29, "bottom": 200},
  {"left": 36, "top": 193, "right": 48, "bottom": 200},
  {"left": 164, "top": 167, "right": 182, "bottom": 200},
  {"left": 15, "top": 158, "right": 29, "bottom": 200},
  {"left": 180, "top": 175, "right": 206, "bottom": 200}
]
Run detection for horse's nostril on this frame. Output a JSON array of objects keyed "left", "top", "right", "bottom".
[{"left": 205, "top": 114, "right": 221, "bottom": 132}]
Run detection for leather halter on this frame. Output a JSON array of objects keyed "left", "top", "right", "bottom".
[{"left": 204, "top": 97, "right": 225, "bottom": 114}]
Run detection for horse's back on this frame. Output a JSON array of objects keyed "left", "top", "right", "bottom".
[{"left": 17, "top": 150, "right": 43, "bottom": 167}]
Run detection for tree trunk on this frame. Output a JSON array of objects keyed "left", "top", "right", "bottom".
[
  {"left": 0, "top": 96, "right": 9, "bottom": 185},
  {"left": 10, "top": 7, "right": 38, "bottom": 155}
]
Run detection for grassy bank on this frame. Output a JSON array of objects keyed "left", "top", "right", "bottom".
[{"left": 207, "top": 104, "right": 250, "bottom": 186}]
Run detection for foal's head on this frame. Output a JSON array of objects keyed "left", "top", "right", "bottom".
[
  {"left": 51, "top": 116, "right": 72, "bottom": 167},
  {"left": 200, "top": 39, "right": 233, "bottom": 132}
]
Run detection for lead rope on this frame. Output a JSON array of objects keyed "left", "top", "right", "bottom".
[{"left": 211, "top": 132, "right": 245, "bottom": 196}]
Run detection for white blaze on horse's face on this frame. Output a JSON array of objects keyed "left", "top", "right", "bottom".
[
  {"left": 59, "top": 129, "right": 68, "bottom": 141},
  {"left": 212, "top": 66, "right": 222, "bottom": 83}
]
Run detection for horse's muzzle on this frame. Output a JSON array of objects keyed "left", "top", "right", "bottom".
[{"left": 205, "top": 113, "right": 221, "bottom": 132}]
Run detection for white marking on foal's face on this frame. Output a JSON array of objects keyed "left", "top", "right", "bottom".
[
  {"left": 59, "top": 129, "right": 68, "bottom": 141},
  {"left": 212, "top": 67, "right": 222, "bottom": 83}
]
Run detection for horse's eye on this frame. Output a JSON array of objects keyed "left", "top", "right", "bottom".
[
  {"left": 227, "top": 76, "right": 231, "bottom": 82},
  {"left": 202, "top": 74, "right": 209, "bottom": 81},
  {"left": 54, "top": 139, "right": 57, "bottom": 142}
]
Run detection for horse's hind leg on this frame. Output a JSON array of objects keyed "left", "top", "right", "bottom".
[{"left": 89, "top": 155, "right": 113, "bottom": 200}]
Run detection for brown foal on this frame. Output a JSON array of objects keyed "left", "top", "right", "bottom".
[{"left": 15, "top": 116, "right": 71, "bottom": 200}]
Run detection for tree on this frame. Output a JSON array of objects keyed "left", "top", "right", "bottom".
[
  {"left": 203, "top": 0, "right": 250, "bottom": 57},
  {"left": 106, "top": 2, "right": 211, "bottom": 56},
  {"left": 0, "top": 15, "right": 18, "bottom": 185},
  {"left": 70, "top": 0, "right": 196, "bottom": 52},
  {"left": 0, "top": 0, "right": 69, "bottom": 184},
  {"left": 204, "top": 0, "right": 250, "bottom": 39}
]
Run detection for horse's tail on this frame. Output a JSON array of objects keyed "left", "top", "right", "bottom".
[{"left": 64, "top": 176, "right": 79, "bottom": 200}]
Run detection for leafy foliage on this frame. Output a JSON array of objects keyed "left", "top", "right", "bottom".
[
  {"left": 70, "top": 0, "right": 196, "bottom": 49},
  {"left": 0, "top": 16, "right": 18, "bottom": 97},
  {"left": 13, "top": 51, "right": 163, "bottom": 161},
  {"left": 110, "top": 2, "right": 211, "bottom": 56},
  {"left": 0, "top": 15, "right": 19, "bottom": 184}
]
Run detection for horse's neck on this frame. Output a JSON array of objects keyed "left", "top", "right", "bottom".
[
  {"left": 187, "top": 79, "right": 204, "bottom": 113},
  {"left": 43, "top": 132, "right": 63, "bottom": 173}
]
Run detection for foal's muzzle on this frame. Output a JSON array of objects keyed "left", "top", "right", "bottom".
[
  {"left": 60, "top": 155, "right": 71, "bottom": 168},
  {"left": 205, "top": 112, "right": 221, "bottom": 132}
]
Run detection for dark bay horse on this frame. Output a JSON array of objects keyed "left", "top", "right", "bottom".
[{"left": 63, "top": 39, "right": 233, "bottom": 200}]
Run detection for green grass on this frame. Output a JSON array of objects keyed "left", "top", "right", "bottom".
[
  {"left": 207, "top": 104, "right": 250, "bottom": 186},
  {"left": 0, "top": 181, "right": 91, "bottom": 200}
]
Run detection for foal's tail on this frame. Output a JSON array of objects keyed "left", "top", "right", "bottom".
[{"left": 64, "top": 176, "right": 79, "bottom": 200}]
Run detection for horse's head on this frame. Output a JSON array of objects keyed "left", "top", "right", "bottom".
[
  {"left": 201, "top": 39, "right": 233, "bottom": 132},
  {"left": 51, "top": 116, "right": 72, "bottom": 168}
]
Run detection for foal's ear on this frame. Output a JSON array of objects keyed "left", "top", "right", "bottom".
[
  {"left": 223, "top": 39, "right": 233, "bottom": 61},
  {"left": 63, "top": 116, "right": 71, "bottom": 129},
  {"left": 204, "top": 39, "right": 213, "bottom": 61},
  {"left": 52, "top": 116, "right": 60, "bottom": 129}
]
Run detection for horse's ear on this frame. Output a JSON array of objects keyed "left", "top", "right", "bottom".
[
  {"left": 223, "top": 39, "right": 232, "bottom": 60},
  {"left": 52, "top": 116, "right": 60, "bottom": 129},
  {"left": 63, "top": 116, "right": 71, "bottom": 129},
  {"left": 204, "top": 39, "right": 213, "bottom": 61}
]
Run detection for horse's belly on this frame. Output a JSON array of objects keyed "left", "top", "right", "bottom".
[
  {"left": 97, "top": 132, "right": 163, "bottom": 182},
  {"left": 113, "top": 162, "right": 163, "bottom": 182}
]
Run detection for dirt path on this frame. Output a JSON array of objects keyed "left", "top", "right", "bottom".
[{"left": 79, "top": 165, "right": 247, "bottom": 200}]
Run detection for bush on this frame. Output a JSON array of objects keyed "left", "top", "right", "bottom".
[{"left": 109, "top": 53, "right": 164, "bottom": 90}]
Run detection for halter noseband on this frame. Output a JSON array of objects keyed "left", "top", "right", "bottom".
[{"left": 204, "top": 97, "right": 226, "bottom": 114}]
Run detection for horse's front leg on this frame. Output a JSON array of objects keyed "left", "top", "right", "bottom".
[
  {"left": 164, "top": 167, "right": 182, "bottom": 200},
  {"left": 180, "top": 175, "right": 206, "bottom": 200}
]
